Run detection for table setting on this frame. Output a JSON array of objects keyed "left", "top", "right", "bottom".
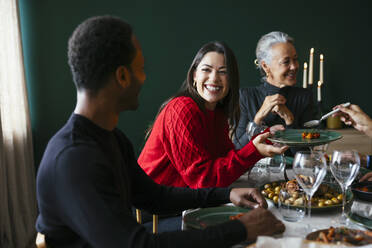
[{"left": 182, "top": 127, "right": 372, "bottom": 247}]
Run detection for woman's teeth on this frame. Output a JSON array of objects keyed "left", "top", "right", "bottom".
[{"left": 205, "top": 85, "right": 221, "bottom": 92}]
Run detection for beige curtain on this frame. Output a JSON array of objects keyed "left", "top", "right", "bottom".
[{"left": 0, "top": 0, "right": 37, "bottom": 247}]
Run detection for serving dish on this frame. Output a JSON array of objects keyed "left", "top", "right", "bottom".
[
  {"left": 306, "top": 226, "right": 372, "bottom": 246},
  {"left": 260, "top": 180, "right": 353, "bottom": 212},
  {"left": 268, "top": 129, "right": 342, "bottom": 147}
]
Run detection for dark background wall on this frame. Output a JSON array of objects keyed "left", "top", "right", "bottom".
[{"left": 19, "top": 0, "right": 372, "bottom": 167}]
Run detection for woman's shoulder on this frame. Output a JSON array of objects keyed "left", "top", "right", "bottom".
[
  {"left": 162, "top": 96, "right": 203, "bottom": 121},
  {"left": 166, "top": 96, "right": 199, "bottom": 111},
  {"left": 161, "top": 96, "right": 204, "bottom": 128}
]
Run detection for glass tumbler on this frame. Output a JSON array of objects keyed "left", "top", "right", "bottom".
[{"left": 278, "top": 186, "right": 306, "bottom": 222}]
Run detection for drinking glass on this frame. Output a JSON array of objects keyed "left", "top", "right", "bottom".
[
  {"left": 246, "top": 122, "right": 267, "bottom": 140},
  {"left": 269, "top": 146, "right": 286, "bottom": 174},
  {"left": 248, "top": 158, "right": 270, "bottom": 186},
  {"left": 330, "top": 150, "right": 360, "bottom": 224},
  {"left": 292, "top": 151, "right": 327, "bottom": 231},
  {"left": 278, "top": 186, "right": 306, "bottom": 222}
]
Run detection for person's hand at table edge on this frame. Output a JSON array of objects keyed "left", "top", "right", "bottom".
[
  {"left": 230, "top": 188, "right": 268, "bottom": 209},
  {"left": 360, "top": 172, "right": 372, "bottom": 182},
  {"left": 237, "top": 208, "right": 285, "bottom": 242}
]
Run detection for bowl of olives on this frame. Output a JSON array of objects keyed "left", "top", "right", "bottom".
[{"left": 260, "top": 179, "right": 353, "bottom": 212}]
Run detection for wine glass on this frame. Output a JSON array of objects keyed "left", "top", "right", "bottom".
[
  {"left": 330, "top": 150, "right": 360, "bottom": 224},
  {"left": 292, "top": 151, "right": 327, "bottom": 232}
]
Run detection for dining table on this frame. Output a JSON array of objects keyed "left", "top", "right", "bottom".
[{"left": 182, "top": 159, "right": 372, "bottom": 248}]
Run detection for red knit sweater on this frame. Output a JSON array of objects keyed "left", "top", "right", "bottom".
[{"left": 138, "top": 96, "right": 263, "bottom": 188}]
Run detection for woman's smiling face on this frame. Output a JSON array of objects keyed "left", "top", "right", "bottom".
[
  {"left": 193, "top": 51, "right": 229, "bottom": 110},
  {"left": 264, "top": 42, "right": 299, "bottom": 88}
]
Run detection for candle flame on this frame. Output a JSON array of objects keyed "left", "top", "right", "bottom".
[
  {"left": 304, "top": 62, "right": 308, "bottom": 69},
  {"left": 318, "top": 81, "right": 322, "bottom": 87},
  {"left": 310, "top": 48, "right": 314, "bottom": 54},
  {"left": 320, "top": 54, "right": 324, "bottom": 60}
]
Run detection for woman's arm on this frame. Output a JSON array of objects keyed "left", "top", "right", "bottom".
[{"left": 162, "top": 99, "right": 286, "bottom": 188}]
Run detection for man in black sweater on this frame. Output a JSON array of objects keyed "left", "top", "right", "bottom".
[{"left": 35, "top": 16, "right": 285, "bottom": 247}]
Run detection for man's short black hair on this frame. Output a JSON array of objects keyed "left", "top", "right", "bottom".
[{"left": 68, "top": 16, "right": 135, "bottom": 93}]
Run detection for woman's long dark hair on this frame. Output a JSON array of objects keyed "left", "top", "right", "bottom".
[{"left": 145, "top": 41, "right": 240, "bottom": 140}]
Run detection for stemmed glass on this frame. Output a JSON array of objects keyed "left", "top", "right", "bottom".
[
  {"left": 330, "top": 150, "right": 360, "bottom": 224},
  {"left": 292, "top": 151, "right": 327, "bottom": 232}
]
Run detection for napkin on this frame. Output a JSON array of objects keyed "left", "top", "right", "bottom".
[
  {"left": 254, "top": 236, "right": 372, "bottom": 248},
  {"left": 351, "top": 200, "right": 372, "bottom": 220}
]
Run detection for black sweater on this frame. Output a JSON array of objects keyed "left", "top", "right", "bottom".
[
  {"left": 234, "top": 81, "right": 315, "bottom": 149},
  {"left": 36, "top": 114, "right": 246, "bottom": 248}
]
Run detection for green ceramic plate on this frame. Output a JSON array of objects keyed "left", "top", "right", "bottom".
[
  {"left": 348, "top": 212, "right": 372, "bottom": 230},
  {"left": 261, "top": 180, "right": 353, "bottom": 212},
  {"left": 183, "top": 205, "right": 251, "bottom": 230},
  {"left": 268, "top": 129, "right": 342, "bottom": 147}
]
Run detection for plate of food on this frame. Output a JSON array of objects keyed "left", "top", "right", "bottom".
[
  {"left": 183, "top": 205, "right": 251, "bottom": 230},
  {"left": 351, "top": 181, "right": 372, "bottom": 202},
  {"left": 267, "top": 129, "right": 342, "bottom": 147},
  {"left": 306, "top": 226, "right": 372, "bottom": 246},
  {"left": 260, "top": 180, "right": 353, "bottom": 212}
]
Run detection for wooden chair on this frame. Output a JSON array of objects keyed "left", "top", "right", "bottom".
[
  {"left": 136, "top": 209, "right": 158, "bottom": 234},
  {"left": 36, "top": 232, "right": 46, "bottom": 248}
]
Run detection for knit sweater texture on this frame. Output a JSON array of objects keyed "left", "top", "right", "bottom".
[{"left": 138, "top": 96, "right": 263, "bottom": 188}]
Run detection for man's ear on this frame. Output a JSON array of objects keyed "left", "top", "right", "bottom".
[{"left": 116, "top": 66, "right": 131, "bottom": 89}]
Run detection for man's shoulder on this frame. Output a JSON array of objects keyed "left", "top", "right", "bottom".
[
  {"left": 47, "top": 120, "right": 98, "bottom": 154},
  {"left": 38, "top": 120, "right": 103, "bottom": 173}
]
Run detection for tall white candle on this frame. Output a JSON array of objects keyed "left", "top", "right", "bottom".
[
  {"left": 303, "top": 62, "right": 308, "bottom": 88},
  {"left": 319, "top": 54, "right": 324, "bottom": 83},
  {"left": 308, "top": 48, "right": 314, "bottom": 86},
  {"left": 317, "top": 81, "right": 322, "bottom": 102}
]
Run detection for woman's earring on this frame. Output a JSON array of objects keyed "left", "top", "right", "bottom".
[{"left": 193, "top": 81, "right": 197, "bottom": 88}]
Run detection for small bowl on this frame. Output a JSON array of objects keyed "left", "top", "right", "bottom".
[{"left": 351, "top": 181, "right": 372, "bottom": 202}]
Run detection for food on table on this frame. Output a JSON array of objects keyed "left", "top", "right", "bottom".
[
  {"left": 355, "top": 186, "right": 371, "bottom": 192},
  {"left": 229, "top": 213, "right": 244, "bottom": 220},
  {"left": 308, "top": 226, "right": 372, "bottom": 246},
  {"left": 285, "top": 179, "right": 300, "bottom": 194},
  {"left": 262, "top": 180, "right": 343, "bottom": 207},
  {"left": 302, "top": 131, "right": 320, "bottom": 139}
]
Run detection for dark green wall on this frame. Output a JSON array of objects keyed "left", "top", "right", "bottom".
[{"left": 19, "top": 0, "right": 372, "bottom": 167}]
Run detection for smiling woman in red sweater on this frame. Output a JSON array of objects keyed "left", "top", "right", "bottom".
[{"left": 138, "top": 41, "right": 288, "bottom": 189}]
